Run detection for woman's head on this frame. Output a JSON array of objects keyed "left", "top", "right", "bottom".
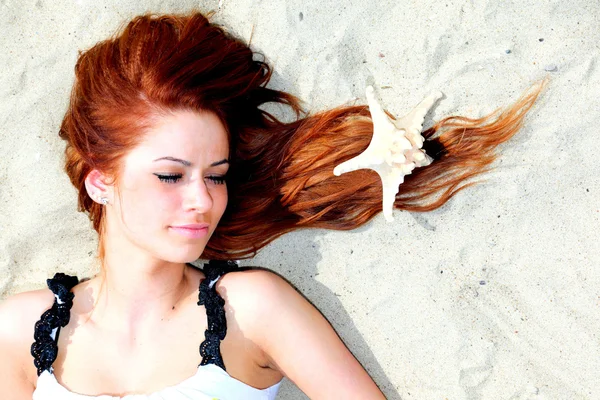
[
  {"left": 59, "top": 12, "right": 300, "bottom": 263},
  {"left": 85, "top": 109, "right": 229, "bottom": 264}
]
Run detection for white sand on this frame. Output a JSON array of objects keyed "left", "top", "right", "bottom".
[{"left": 1, "top": 0, "right": 599, "bottom": 398}]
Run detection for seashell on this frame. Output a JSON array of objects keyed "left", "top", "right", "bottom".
[{"left": 333, "top": 85, "right": 442, "bottom": 222}]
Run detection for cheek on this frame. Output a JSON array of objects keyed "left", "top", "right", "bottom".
[
  {"left": 154, "top": 188, "right": 182, "bottom": 214},
  {"left": 120, "top": 183, "right": 180, "bottom": 229}
]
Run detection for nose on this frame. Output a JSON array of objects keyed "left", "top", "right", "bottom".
[{"left": 184, "top": 178, "right": 213, "bottom": 213}]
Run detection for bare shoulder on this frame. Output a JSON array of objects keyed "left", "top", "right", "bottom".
[
  {"left": 0, "top": 288, "right": 55, "bottom": 383},
  {"left": 216, "top": 268, "right": 307, "bottom": 335},
  {"left": 217, "top": 269, "right": 297, "bottom": 311},
  {"left": 217, "top": 268, "right": 291, "bottom": 293},
  {"left": 216, "top": 269, "right": 306, "bottom": 371},
  {"left": 0, "top": 288, "right": 55, "bottom": 342}
]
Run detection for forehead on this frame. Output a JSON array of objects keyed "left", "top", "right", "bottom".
[{"left": 129, "top": 110, "right": 229, "bottom": 162}]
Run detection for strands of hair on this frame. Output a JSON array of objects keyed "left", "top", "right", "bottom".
[
  {"left": 207, "top": 82, "right": 544, "bottom": 259},
  {"left": 58, "top": 11, "right": 545, "bottom": 262}
]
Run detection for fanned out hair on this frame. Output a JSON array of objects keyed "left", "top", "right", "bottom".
[{"left": 59, "top": 11, "right": 544, "bottom": 261}]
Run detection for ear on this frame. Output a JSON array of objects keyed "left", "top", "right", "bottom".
[{"left": 85, "top": 169, "right": 115, "bottom": 205}]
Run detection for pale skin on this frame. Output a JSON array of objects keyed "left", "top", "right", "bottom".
[{"left": 0, "top": 109, "right": 386, "bottom": 399}]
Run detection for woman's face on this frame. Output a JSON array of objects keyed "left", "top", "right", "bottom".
[{"left": 105, "top": 109, "right": 229, "bottom": 263}]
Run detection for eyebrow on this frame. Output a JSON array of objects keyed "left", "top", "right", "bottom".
[{"left": 153, "top": 157, "right": 229, "bottom": 167}]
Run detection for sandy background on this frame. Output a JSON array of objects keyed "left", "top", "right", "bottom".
[{"left": 1, "top": 0, "right": 599, "bottom": 399}]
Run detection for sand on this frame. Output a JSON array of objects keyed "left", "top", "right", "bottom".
[{"left": 1, "top": 0, "right": 598, "bottom": 398}]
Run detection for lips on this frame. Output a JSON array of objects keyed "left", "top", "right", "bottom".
[
  {"left": 170, "top": 223, "right": 210, "bottom": 239},
  {"left": 173, "top": 224, "right": 210, "bottom": 230}
]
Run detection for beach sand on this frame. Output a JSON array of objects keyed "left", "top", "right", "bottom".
[{"left": 1, "top": 0, "right": 598, "bottom": 398}]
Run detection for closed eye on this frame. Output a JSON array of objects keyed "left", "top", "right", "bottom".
[
  {"left": 154, "top": 173, "right": 182, "bottom": 183},
  {"left": 207, "top": 176, "right": 226, "bottom": 185}
]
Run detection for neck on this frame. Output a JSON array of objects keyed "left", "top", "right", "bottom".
[{"left": 89, "top": 243, "right": 193, "bottom": 331}]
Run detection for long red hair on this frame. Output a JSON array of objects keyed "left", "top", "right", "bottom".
[{"left": 58, "top": 11, "right": 545, "bottom": 261}]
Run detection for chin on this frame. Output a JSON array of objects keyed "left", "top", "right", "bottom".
[{"left": 157, "top": 244, "right": 207, "bottom": 264}]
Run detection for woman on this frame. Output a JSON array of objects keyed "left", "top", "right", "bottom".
[{"left": 0, "top": 11, "right": 542, "bottom": 399}]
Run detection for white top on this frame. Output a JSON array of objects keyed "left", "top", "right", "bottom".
[
  {"left": 31, "top": 266, "right": 282, "bottom": 400},
  {"left": 33, "top": 364, "right": 282, "bottom": 400}
]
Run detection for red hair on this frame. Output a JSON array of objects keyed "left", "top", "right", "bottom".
[{"left": 58, "top": 11, "right": 545, "bottom": 261}]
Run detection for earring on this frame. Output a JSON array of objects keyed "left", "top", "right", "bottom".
[{"left": 100, "top": 197, "right": 108, "bottom": 205}]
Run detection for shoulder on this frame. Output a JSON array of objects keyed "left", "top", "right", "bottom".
[
  {"left": 216, "top": 268, "right": 311, "bottom": 368},
  {"left": 0, "top": 288, "right": 55, "bottom": 343},
  {"left": 0, "top": 288, "right": 55, "bottom": 385},
  {"left": 217, "top": 267, "right": 289, "bottom": 292},
  {"left": 215, "top": 268, "right": 315, "bottom": 341},
  {"left": 217, "top": 268, "right": 299, "bottom": 316}
]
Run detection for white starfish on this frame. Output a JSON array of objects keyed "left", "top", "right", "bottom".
[{"left": 333, "top": 86, "right": 443, "bottom": 222}]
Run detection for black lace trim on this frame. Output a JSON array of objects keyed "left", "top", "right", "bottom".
[
  {"left": 197, "top": 260, "right": 238, "bottom": 371},
  {"left": 31, "top": 273, "right": 79, "bottom": 376}
]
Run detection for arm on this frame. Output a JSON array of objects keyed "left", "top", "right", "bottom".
[
  {"left": 223, "top": 270, "right": 386, "bottom": 399},
  {"left": 0, "top": 290, "right": 53, "bottom": 399}
]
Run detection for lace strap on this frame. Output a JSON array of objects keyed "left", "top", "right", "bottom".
[
  {"left": 30, "top": 273, "right": 79, "bottom": 376},
  {"left": 197, "top": 260, "right": 238, "bottom": 371}
]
